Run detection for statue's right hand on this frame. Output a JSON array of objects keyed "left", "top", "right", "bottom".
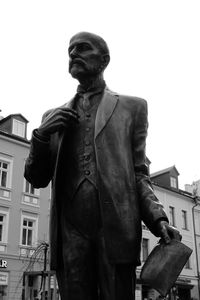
[{"left": 37, "top": 107, "right": 79, "bottom": 138}]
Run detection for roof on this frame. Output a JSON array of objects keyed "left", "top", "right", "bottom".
[
  {"left": 0, "top": 114, "right": 29, "bottom": 124},
  {"left": 0, "top": 129, "right": 30, "bottom": 144},
  {"left": 152, "top": 181, "right": 194, "bottom": 200},
  {"left": 150, "top": 165, "right": 180, "bottom": 178}
]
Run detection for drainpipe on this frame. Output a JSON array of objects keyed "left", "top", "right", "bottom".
[{"left": 192, "top": 196, "right": 200, "bottom": 299}]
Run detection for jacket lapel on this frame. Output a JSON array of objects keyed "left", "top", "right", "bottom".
[
  {"left": 95, "top": 89, "right": 118, "bottom": 139},
  {"left": 56, "top": 96, "right": 76, "bottom": 153},
  {"left": 62, "top": 90, "right": 118, "bottom": 139}
]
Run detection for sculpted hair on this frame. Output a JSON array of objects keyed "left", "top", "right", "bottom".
[{"left": 70, "top": 32, "right": 110, "bottom": 56}]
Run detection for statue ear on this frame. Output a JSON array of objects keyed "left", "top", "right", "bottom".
[{"left": 102, "top": 54, "right": 110, "bottom": 69}]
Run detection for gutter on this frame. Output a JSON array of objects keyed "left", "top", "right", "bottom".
[{"left": 192, "top": 196, "right": 200, "bottom": 299}]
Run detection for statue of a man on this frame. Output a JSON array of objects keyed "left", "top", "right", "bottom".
[{"left": 24, "top": 32, "right": 181, "bottom": 300}]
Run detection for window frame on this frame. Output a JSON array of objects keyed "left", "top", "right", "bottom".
[
  {"left": 0, "top": 209, "right": 9, "bottom": 244},
  {"left": 169, "top": 206, "right": 176, "bottom": 227},
  {"left": 0, "top": 155, "right": 13, "bottom": 190},
  {"left": 23, "top": 179, "right": 40, "bottom": 196},
  {"left": 12, "top": 119, "right": 25, "bottom": 138},
  {"left": 170, "top": 176, "right": 177, "bottom": 188},
  {"left": 194, "top": 210, "right": 200, "bottom": 235},
  {"left": 184, "top": 257, "right": 191, "bottom": 269},
  {"left": 181, "top": 210, "right": 188, "bottom": 230},
  {"left": 0, "top": 161, "right": 9, "bottom": 188},
  {"left": 20, "top": 213, "right": 38, "bottom": 247},
  {"left": 22, "top": 179, "right": 40, "bottom": 206}
]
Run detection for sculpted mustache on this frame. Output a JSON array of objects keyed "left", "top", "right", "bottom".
[{"left": 69, "top": 59, "right": 86, "bottom": 69}]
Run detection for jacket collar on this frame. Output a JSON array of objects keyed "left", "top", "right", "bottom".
[
  {"left": 65, "top": 88, "right": 118, "bottom": 139},
  {"left": 76, "top": 80, "right": 106, "bottom": 94}
]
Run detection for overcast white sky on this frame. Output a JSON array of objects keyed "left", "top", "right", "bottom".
[{"left": 0, "top": 0, "right": 200, "bottom": 189}]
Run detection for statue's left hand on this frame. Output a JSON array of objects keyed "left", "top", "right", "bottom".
[{"left": 156, "top": 220, "right": 182, "bottom": 244}]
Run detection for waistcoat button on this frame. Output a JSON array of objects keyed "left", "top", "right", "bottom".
[{"left": 85, "top": 170, "right": 90, "bottom": 175}]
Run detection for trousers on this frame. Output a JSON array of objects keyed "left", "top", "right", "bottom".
[
  {"left": 56, "top": 224, "right": 136, "bottom": 300},
  {"left": 57, "top": 181, "right": 136, "bottom": 300}
]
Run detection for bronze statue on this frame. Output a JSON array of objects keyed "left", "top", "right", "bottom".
[{"left": 24, "top": 32, "right": 181, "bottom": 300}]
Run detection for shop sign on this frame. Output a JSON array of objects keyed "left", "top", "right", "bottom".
[
  {"left": 0, "top": 272, "right": 8, "bottom": 285},
  {"left": 0, "top": 260, "right": 7, "bottom": 268}
]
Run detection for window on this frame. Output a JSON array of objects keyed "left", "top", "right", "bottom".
[
  {"left": 12, "top": 119, "right": 25, "bottom": 138},
  {"left": 21, "top": 214, "right": 38, "bottom": 247},
  {"left": 194, "top": 211, "right": 200, "bottom": 235},
  {"left": 182, "top": 210, "right": 188, "bottom": 230},
  {"left": 0, "top": 209, "right": 9, "bottom": 247},
  {"left": 22, "top": 219, "right": 34, "bottom": 246},
  {"left": 0, "top": 215, "right": 5, "bottom": 242},
  {"left": 0, "top": 274, "right": 8, "bottom": 294},
  {"left": 170, "top": 176, "right": 177, "bottom": 188},
  {"left": 25, "top": 180, "right": 36, "bottom": 195},
  {"left": 184, "top": 257, "right": 191, "bottom": 269},
  {"left": 0, "top": 156, "right": 13, "bottom": 199},
  {"left": 142, "top": 238, "right": 149, "bottom": 262},
  {"left": 23, "top": 180, "right": 40, "bottom": 206},
  {"left": 0, "top": 161, "right": 8, "bottom": 188},
  {"left": 169, "top": 206, "right": 175, "bottom": 227}
]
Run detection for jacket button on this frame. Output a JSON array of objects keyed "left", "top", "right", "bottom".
[
  {"left": 85, "top": 170, "right": 90, "bottom": 175},
  {"left": 86, "top": 127, "right": 90, "bottom": 132},
  {"left": 84, "top": 155, "right": 90, "bottom": 161},
  {"left": 85, "top": 140, "right": 90, "bottom": 146}
]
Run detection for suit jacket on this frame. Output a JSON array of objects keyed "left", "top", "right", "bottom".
[{"left": 24, "top": 88, "right": 168, "bottom": 270}]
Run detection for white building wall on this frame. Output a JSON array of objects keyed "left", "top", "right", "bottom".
[
  {"left": 154, "top": 186, "right": 197, "bottom": 279},
  {"left": 0, "top": 133, "right": 51, "bottom": 300},
  {"left": 137, "top": 184, "right": 199, "bottom": 299}
]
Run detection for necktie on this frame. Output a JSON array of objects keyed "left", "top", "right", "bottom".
[{"left": 82, "top": 93, "right": 90, "bottom": 110}]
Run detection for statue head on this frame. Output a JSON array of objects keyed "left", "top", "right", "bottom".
[{"left": 68, "top": 32, "right": 110, "bottom": 82}]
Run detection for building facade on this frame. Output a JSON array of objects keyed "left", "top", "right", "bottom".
[
  {"left": 0, "top": 114, "right": 50, "bottom": 299},
  {"left": 135, "top": 166, "right": 200, "bottom": 300},
  {"left": 185, "top": 179, "right": 200, "bottom": 297},
  {"left": 0, "top": 113, "right": 200, "bottom": 299}
]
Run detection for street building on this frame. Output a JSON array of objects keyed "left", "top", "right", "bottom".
[
  {"left": 0, "top": 113, "right": 199, "bottom": 299},
  {"left": 0, "top": 113, "right": 51, "bottom": 299},
  {"left": 135, "top": 166, "right": 200, "bottom": 300}
]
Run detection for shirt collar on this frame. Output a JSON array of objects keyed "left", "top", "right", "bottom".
[{"left": 77, "top": 80, "right": 106, "bottom": 95}]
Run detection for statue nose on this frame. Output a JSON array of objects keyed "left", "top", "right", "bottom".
[{"left": 69, "top": 47, "right": 77, "bottom": 58}]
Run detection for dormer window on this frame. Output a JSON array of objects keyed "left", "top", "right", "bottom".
[
  {"left": 12, "top": 119, "right": 25, "bottom": 138},
  {"left": 170, "top": 176, "right": 177, "bottom": 189}
]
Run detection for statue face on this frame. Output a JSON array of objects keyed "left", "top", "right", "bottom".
[{"left": 68, "top": 33, "right": 104, "bottom": 80}]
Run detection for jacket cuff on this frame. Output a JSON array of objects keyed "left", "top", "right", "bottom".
[
  {"left": 29, "top": 129, "right": 51, "bottom": 158},
  {"left": 33, "top": 129, "right": 50, "bottom": 143},
  {"left": 153, "top": 217, "right": 169, "bottom": 237}
]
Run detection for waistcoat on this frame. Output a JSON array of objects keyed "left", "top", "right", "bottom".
[
  {"left": 60, "top": 90, "right": 104, "bottom": 237},
  {"left": 72, "top": 95, "right": 100, "bottom": 188}
]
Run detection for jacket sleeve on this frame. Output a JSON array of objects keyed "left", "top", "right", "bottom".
[
  {"left": 132, "top": 99, "right": 168, "bottom": 236},
  {"left": 24, "top": 110, "right": 57, "bottom": 188}
]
